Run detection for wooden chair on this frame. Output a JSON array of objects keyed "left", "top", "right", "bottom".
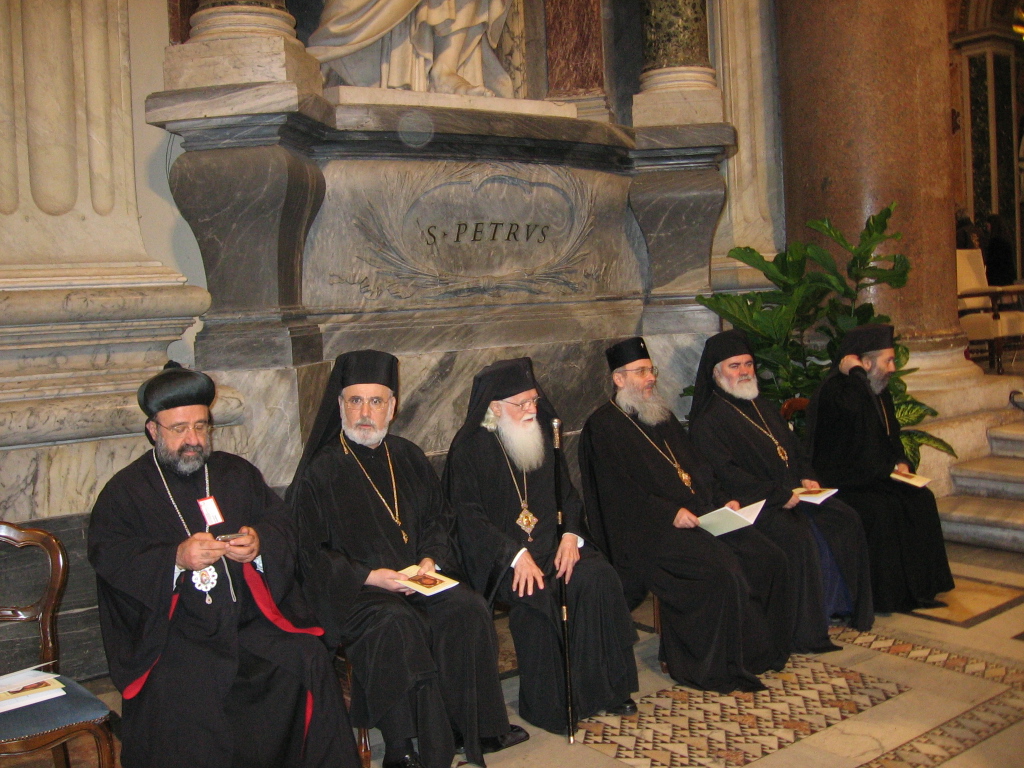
[
  {"left": 335, "top": 649, "right": 371, "bottom": 768},
  {"left": 0, "top": 521, "right": 115, "bottom": 767}
]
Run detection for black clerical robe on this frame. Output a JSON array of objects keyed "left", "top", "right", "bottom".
[
  {"left": 580, "top": 403, "right": 791, "bottom": 692},
  {"left": 443, "top": 426, "right": 638, "bottom": 733},
  {"left": 691, "top": 390, "right": 874, "bottom": 644},
  {"left": 291, "top": 437, "right": 509, "bottom": 768},
  {"left": 88, "top": 451, "right": 358, "bottom": 768},
  {"left": 809, "top": 369, "right": 954, "bottom": 612}
]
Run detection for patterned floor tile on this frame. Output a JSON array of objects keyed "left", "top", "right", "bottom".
[{"left": 580, "top": 656, "right": 908, "bottom": 767}]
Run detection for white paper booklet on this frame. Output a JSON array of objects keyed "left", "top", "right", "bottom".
[
  {"left": 791, "top": 487, "right": 839, "bottom": 505},
  {"left": 397, "top": 566, "right": 460, "bottom": 596},
  {"left": 0, "top": 667, "right": 65, "bottom": 714},
  {"left": 698, "top": 500, "right": 766, "bottom": 537},
  {"left": 890, "top": 470, "right": 931, "bottom": 488}
]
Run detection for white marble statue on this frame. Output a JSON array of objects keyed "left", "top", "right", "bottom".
[{"left": 306, "top": 0, "right": 514, "bottom": 97}]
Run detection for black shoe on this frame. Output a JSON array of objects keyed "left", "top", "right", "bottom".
[
  {"left": 480, "top": 724, "right": 530, "bottom": 754},
  {"left": 382, "top": 753, "right": 424, "bottom": 768},
  {"left": 915, "top": 598, "right": 948, "bottom": 609},
  {"left": 603, "top": 697, "right": 638, "bottom": 716}
]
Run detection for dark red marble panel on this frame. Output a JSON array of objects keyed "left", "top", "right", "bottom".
[
  {"left": 167, "top": 0, "right": 200, "bottom": 44},
  {"left": 545, "top": 0, "right": 605, "bottom": 97}
]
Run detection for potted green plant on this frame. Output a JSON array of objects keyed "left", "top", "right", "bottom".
[{"left": 690, "top": 203, "right": 956, "bottom": 467}]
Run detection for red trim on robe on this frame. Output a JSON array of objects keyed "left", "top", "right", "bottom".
[
  {"left": 242, "top": 562, "right": 324, "bottom": 636},
  {"left": 304, "top": 690, "right": 314, "bottom": 742},
  {"left": 123, "top": 592, "right": 181, "bottom": 700}
]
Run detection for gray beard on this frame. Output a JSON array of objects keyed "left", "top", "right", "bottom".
[
  {"left": 343, "top": 417, "right": 389, "bottom": 448},
  {"left": 867, "top": 367, "right": 890, "bottom": 395},
  {"left": 496, "top": 412, "right": 545, "bottom": 473},
  {"left": 715, "top": 374, "right": 759, "bottom": 401},
  {"left": 615, "top": 384, "right": 672, "bottom": 426},
  {"left": 155, "top": 438, "right": 211, "bottom": 478}
]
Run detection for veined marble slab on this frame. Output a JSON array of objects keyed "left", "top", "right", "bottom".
[{"left": 325, "top": 86, "right": 577, "bottom": 118}]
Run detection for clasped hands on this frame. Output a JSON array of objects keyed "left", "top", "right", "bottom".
[
  {"left": 175, "top": 526, "right": 260, "bottom": 570},
  {"left": 365, "top": 557, "right": 435, "bottom": 595}
]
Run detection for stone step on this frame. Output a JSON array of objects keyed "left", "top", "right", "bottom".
[
  {"left": 937, "top": 495, "right": 1024, "bottom": 553},
  {"left": 949, "top": 456, "right": 1024, "bottom": 499},
  {"left": 988, "top": 421, "right": 1024, "bottom": 458}
]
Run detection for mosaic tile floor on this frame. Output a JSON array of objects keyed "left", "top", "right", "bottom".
[{"left": 578, "top": 657, "right": 909, "bottom": 767}]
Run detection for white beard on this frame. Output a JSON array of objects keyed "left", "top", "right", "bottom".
[
  {"left": 615, "top": 382, "right": 672, "bottom": 426},
  {"left": 714, "top": 371, "right": 760, "bottom": 400},
  {"left": 343, "top": 416, "right": 388, "bottom": 448},
  {"left": 496, "top": 411, "right": 545, "bottom": 473}
]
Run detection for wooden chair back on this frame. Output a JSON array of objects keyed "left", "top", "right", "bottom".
[{"left": 0, "top": 521, "right": 69, "bottom": 672}]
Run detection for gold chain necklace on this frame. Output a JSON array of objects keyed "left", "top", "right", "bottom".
[
  {"left": 340, "top": 433, "right": 407, "bottom": 543},
  {"left": 714, "top": 392, "right": 789, "bottom": 466},
  {"left": 610, "top": 400, "right": 693, "bottom": 490},
  {"left": 494, "top": 435, "right": 538, "bottom": 541},
  {"left": 876, "top": 394, "right": 891, "bottom": 436}
]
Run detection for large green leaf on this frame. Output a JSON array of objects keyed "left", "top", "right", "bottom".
[
  {"left": 901, "top": 429, "right": 958, "bottom": 459},
  {"left": 895, "top": 401, "right": 936, "bottom": 427},
  {"left": 726, "top": 247, "right": 792, "bottom": 288}
]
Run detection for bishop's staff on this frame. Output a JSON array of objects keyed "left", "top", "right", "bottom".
[{"left": 551, "top": 418, "right": 576, "bottom": 744}]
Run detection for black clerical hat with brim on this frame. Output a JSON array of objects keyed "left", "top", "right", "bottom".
[
  {"left": 337, "top": 349, "right": 399, "bottom": 393},
  {"left": 606, "top": 337, "right": 651, "bottom": 371},
  {"left": 837, "top": 324, "right": 895, "bottom": 359},
  {"left": 690, "top": 329, "right": 754, "bottom": 424},
  {"left": 137, "top": 361, "right": 215, "bottom": 419}
]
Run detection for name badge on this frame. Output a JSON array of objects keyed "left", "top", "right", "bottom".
[{"left": 197, "top": 496, "right": 224, "bottom": 526}]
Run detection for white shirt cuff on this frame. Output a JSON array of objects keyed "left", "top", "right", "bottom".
[
  {"left": 173, "top": 565, "right": 184, "bottom": 588},
  {"left": 564, "top": 532, "right": 584, "bottom": 548},
  {"left": 510, "top": 548, "right": 527, "bottom": 568},
  {"left": 254, "top": 555, "right": 264, "bottom": 573}
]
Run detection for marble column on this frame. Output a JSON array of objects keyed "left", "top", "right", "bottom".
[
  {"left": 708, "top": 0, "right": 783, "bottom": 290},
  {"left": 776, "top": 0, "right": 1024, "bottom": 492},
  {"left": 0, "top": 0, "right": 214, "bottom": 520},
  {"left": 632, "top": 0, "right": 724, "bottom": 127},
  {"left": 776, "top": 0, "right": 962, "bottom": 352},
  {"left": 544, "top": 0, "right": 612, "bottom": 120}
]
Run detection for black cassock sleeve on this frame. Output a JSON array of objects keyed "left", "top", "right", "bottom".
[
  {"left": 691, "top": 418, "right": 792, "bottom": 509},
  {"left": 444, "top": 442, "right": 524, "bottom": 601},
  {"left": 412, "top": 462, "right": 455, "bottom": 570},
  {"left": 88, "top": 476, "right": 180, "bottom": 692},
  {"left": 292, "top": 473, "right": 369, "bottom": 650}
]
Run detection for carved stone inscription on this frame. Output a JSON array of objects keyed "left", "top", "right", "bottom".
[
  {"left": 340, "top": 164, "right": 593, "bottom": 299},
  {"left": 304, "top": 160, "right": 640, "bottom": 311}
]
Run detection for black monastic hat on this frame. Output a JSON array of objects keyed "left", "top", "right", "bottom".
[
  {"left": 286, "top": 350, "right": 399, "bottom": 501},
  {"left": 448, "top": 357, "right": 559, "bottom": 452},
  {"left": 689, "top": 329, "right": 754, "bottom": 423},
  {"left": 837, "top": 324, "right": 895, "bottom": 359},
  {"left": 137, "top": 361, "right": 216, "bottom": 419},
  {"left": 605, "top": 337, "right": 651, "bottom": 371}
]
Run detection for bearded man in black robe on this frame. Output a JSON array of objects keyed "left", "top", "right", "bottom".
[
  {"left": 580, "top": 338, "right": 791, "bottom": 693},
  {"left": 88, "top": 363, "right": 359, "bottom": 768},
  {"left": 443, "top": 357, "right": 638, "bottom": 734},
  {"left": 289, "top": 350, "right": 525, "bottom": 768},
  {"left": 689, "top": 331, "right": 874, "bottom": 646},
  {"left": 807, "top": 324, "right": 954, "bottom": 613}
]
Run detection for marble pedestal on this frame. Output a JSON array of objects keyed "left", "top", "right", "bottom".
[{"left": 148, "top": 86, "right": 735, "bottom": 483}]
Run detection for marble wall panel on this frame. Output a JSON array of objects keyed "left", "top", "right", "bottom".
[
  {"left": 645, "top": 331, "right": 716, "bottom": 420},
  {"left": 303, "top": 159, "right": 641, "bottom": 312},
  {"left": 208, "top": 368, "right": 303, "bottom": 488}
]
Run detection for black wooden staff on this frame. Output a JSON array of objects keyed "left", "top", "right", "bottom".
[{"left": 551, "top": 418, "right": 576, "bottom": 744}]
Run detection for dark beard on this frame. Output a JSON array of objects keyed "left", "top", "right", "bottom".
[{"left": 155, "top": 439, "right": 211, "bottom": 477}]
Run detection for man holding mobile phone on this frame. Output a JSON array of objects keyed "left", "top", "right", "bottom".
[{"left": 89, "top": 362, "right": 360, "bottom": 768}]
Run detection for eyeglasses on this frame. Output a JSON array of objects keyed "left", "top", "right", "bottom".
[
  {"left": 342, "top": 396, "right": 392, "bottom": 411},
  {"left": 501, "top": 396, "right": 542, "bottom": 411},
  {"left": 153, "top": 421, "right": 213, "bottom": 436},
  {"left": 622, "top": 366, "right": 658, "bottom": 377}
]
